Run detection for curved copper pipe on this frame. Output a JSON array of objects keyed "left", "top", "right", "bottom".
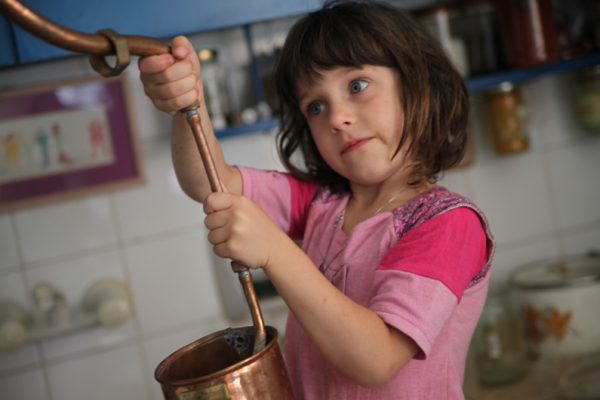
[
  {"left": 0, "top": 0, "right": 169, "bottom": 56},
  {"left": 0, "top": 0, "right": 267, "bottom": 353}
]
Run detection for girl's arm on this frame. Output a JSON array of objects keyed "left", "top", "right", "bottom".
[
  {"left": 204, "top": 192, "right": 419, "bottom": 387},
  {"left": 170, "top": 106, "right": 241, "bottom": 201},
  {"left": 139, "top": 36, "right": 241, "bottom": 201}
]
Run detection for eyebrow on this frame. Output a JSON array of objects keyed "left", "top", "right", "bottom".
[{"left": 297, "top": 82, "right": 317, "bottom": 106}]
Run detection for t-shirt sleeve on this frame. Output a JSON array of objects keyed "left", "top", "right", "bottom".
[
  {"left": 369, "top": 207, "right": 489, "bottom": 357},
  {"left": 238, "top": 166, "right": 317, "bottom": 240}
]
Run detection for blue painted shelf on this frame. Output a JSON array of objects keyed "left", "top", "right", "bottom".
[
  {"left": 467, "top": 52, "right": 600, "bottom": 93},
  {"left": 217, "top": 52, "right": 600, "bottom": 140},
  {"left": 215, "top": 117, "right": 279, "bottom": 139}
]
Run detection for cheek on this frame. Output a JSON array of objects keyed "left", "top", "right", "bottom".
[{"left": 311, "top": 134, "right": 334, "bottom": 162}]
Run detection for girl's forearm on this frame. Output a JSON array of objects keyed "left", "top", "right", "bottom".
[
  {"left": 170, "top": 106, "right": 241, "bottom": 202},
  {"left": 265, "top": 239, "right": 418, "bottom": 387}
]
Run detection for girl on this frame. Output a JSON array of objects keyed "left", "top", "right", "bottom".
[{"left": 139, "top": 1, "right": 494, "bottom": 398}]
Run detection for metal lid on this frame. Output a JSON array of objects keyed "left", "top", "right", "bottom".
[
  {"left": 578, "top": 65, "right": 600, "bottom": 79},
  {"left": 491, "top": 81, "right": 516, "bottom": 94},
  {"left": 511, "top": 253, "right": 600, "bottom": 290}
]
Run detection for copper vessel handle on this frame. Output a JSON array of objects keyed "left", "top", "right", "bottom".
[{"left": 0, "top": 0, "right": 266, "bottom": 353}]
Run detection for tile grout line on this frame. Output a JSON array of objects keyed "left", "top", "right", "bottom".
[
  {"left": 107, "top": 194, "right": 155, "bottom": 399},
  {"left": 9, "top": 213, "right": 55, "bottom": 400},
  {"left": 19, "top": 223, "right": 203, "bottom": 272},
  {"left": 0, "top": 315, "right": 227, "bottom": 380},
  {"left": 538, "top": 144, "right": 566, "bottom": 257}
]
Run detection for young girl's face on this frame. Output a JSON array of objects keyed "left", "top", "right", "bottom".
[{"left": 298, "top": 65, "right": 409, "bottom": 187}]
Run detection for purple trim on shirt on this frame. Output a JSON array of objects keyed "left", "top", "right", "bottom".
[
  {"left": 390, "top": 186, "right": 495, "bottom": 287},
  {"left": 378, "top": 208, "right": 489, "bottom": 301}
]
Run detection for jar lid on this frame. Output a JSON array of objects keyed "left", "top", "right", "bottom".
[
  {"left": 560, "top": 356, "right": 600, "bottom": 400},
  {"left": 491, "top": 81, "right": 516, "bottom": 94},
  {"left": 511, "top": 253, "right": 600, "bottom": 290},
  {"left": 578, "top": 65, "right": 600, "bottom": 78},
  {"left": 197, "top": 48, "right": 218, "bottom": 62}
]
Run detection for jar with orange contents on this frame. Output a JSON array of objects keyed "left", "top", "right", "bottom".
[{"left": 487, "top": 81, "right": 529, "bottom": 155}]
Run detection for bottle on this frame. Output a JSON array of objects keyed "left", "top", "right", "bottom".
[
  {"left": 418, "top": 5, "right": 469, "bottom": 77},
  {"left": 198, "top": 49, "right": 230, "bottom": 131},
  {"left": 494, "top": 0, "right": 559, "bottom": 68},
  {"left": 488, "top": 81, "right": 529, "bottom": 155}
]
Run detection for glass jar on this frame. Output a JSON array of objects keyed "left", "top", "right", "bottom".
[
  {"left": 198, "top": 48, "right": 230, "bottom": 131},
  {"left": 472, "top": 289, "right": 529, "bottom": 387},
  {"left": 488, "top": 81, "right": 529, "bottom": 155},
  {"left": 573, "top": 66, "right": 600, "bottom": 135}
]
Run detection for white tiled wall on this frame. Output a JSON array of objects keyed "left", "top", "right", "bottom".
[{"left": 1, "top": 39, "right": 599, "bottom": 400}]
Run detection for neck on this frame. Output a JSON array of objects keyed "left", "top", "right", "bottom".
[
  {"left": 349, "top": 175, "right": 420, "bottom": 210},
  {"left": 343, "top": 179, "right": 434, "bottom": 234}
]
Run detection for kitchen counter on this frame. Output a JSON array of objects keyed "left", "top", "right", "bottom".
[{"left": 466, "top": 356, "right": 598, "bottom": 400}]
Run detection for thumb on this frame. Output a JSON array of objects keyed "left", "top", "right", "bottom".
[{"left": 171, "top": 35, "right": 194, "bottom": 61}]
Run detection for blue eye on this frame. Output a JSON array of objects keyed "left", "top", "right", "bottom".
[
  {"left": 350, "top": 79, "right": 368, "bottom": 94},
  {"left": 308, "top": 102, "right": 325, "bottom": 116}
]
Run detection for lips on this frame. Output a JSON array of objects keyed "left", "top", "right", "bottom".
[{"left": 341, "top": 137, "right": 372, "bottom": 155}]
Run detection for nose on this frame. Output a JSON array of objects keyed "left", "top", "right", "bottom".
[{"left": 328, "top": 101, "right": 354, "bottom": 132}]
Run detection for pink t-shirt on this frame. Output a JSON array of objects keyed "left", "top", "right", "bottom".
[{"left": 240, "top": 167, "right": 494, "bottom": 400}]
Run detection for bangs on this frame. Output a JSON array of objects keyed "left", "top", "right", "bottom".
[{"left": 284, "top": 7, "right": 393, "bottom": 90}]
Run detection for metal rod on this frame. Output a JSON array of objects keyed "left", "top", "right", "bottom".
[
  {"left": 181, "top": 104, "right": 225, "bottom": 194},
  {"left": 0, "top": 0, "right": 267, "bottom": 353},
  {"left": 232, "top": 262, "right": 267, "bottom": 352}
]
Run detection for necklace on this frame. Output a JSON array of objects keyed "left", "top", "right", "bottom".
[
  {"left": 370, "top": 186, "right": 410, "bottom": 217},
  {"left": 319, "top": 187, "right": 410, "bottom": 272}
]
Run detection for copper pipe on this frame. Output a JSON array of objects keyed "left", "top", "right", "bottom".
[
  {"left": 181, "top": 105, "right": 225, "bottom": 194},
  {"left": 0, "top": 0, "right": 169, "bottom": 56},
  {"left": 0, "top": 0, "right": 267, "bottom": 353}
]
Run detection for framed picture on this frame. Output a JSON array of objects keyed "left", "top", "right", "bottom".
[{"left": 0, "top": 75, "right": 144, "bottom": 212}]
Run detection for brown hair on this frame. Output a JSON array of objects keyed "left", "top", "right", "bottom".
[{"left": 274, "top": 0, "right": 469, "bottom": 193}]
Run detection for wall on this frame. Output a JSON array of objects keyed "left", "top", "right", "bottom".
[{"left": 1, "top": 32, "right": 599, "bottom": 400}]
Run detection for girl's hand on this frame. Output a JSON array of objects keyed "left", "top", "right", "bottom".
[
  {"left": 203, "top": 192, "right": 290, "bottom": 271},
  {"left": 138, "top": 35, "right": 202, "bottom": 115}
]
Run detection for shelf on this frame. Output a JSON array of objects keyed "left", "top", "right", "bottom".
[
  {"left": 467, "top": 52, "right": 600, "bottom": 93},
  {"left": 27, "top": 311, "right": 99, "bottom": 341},
  {"left": 212, "top": 53, "right": 600, "bottom": 140},
  {"left": 215, "top": 117, "right": 279, "bottom": 139}
]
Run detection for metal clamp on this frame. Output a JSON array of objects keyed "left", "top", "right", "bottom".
[{"left": 89, "top": 29, "right": 130, "bottom": 77}]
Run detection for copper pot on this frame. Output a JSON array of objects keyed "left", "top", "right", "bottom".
[{"left": 155, "top": 326, "right": 294, "bottom": 400}]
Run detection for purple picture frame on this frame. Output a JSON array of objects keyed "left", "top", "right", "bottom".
[{"left": 0, "top": 76, "right": 143, "bottom": 212}]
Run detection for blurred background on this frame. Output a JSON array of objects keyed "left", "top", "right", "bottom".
[{"left": 0, "top": 0, "right": 599, "bottom": 399}]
